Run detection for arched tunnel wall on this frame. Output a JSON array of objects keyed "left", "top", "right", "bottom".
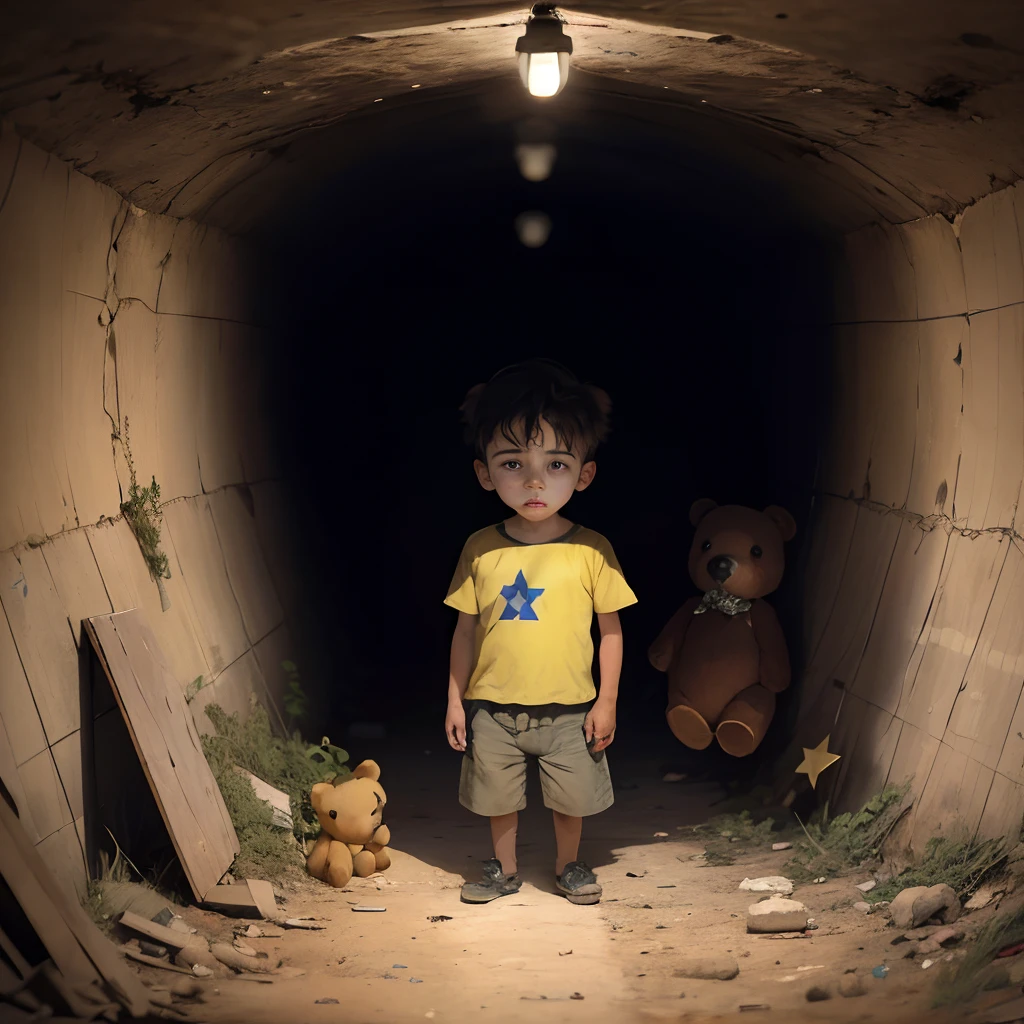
[
  {"left": 1, "top": 53, "right": 1024, "bottom": 898},
  {"left": 794, "top": 187, "right": 1024, "bottom": 852},
  {"left": 0, "top": 123, "right": 300, "bottom": 903}
]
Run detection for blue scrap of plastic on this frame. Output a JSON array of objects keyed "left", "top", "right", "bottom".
[{"left": 871, "top": 965, "right": 889, "bottom": 979}]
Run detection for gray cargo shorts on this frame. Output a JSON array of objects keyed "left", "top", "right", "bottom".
[{"left": 459, "top": 700, "right": 614, "bottom": 818}]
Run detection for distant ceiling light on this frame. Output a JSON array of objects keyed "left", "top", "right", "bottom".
[
  {"left": 515, "top": 4, "right": 573, "bottom": 98},
  {"left": 515, "top": 211, "right": 552, "bottom": 248},
  {"left": 515, "top": 143, "right": 557, "bottom": 182}
]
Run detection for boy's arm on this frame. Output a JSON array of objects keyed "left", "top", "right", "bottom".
[
  {"left": 586, "top": 611, "right": 622, "bottom": 752},
  {"left": 445, "top": 612, "right": 477, "bottom": 751}
]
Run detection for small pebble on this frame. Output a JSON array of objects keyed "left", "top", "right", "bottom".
[
  {"left": 772, "top": 842, "right": 792, "bottom": 851},
  {"left": 806, "top": 985, "right": 831, "bottom": 1002},
  {"left": 410, "top": 978, "right": 423, "bottom": 984}
]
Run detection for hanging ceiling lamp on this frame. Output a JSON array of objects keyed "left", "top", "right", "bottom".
[{"left": 515, "top": 4, "right": 574, "bottom": 98}]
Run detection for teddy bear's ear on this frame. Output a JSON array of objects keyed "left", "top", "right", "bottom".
[
  {"left": 352, "top": 760, "right": 381, "bottom": 782},
  {"left": 764, "top": 505, "right": 797, "bottom": 542},
  {"left": 689, "top": 498, "right": 718, "bottom": 526},
  {"left": 311, "top": 782, "right": 333, "bottom": 806}
]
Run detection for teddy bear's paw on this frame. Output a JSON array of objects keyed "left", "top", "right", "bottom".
[
  {"left": 667, "top": 704, "right": 713, "bottom": 750},
  {"left": 716, "top": 719, "right": 758, "bottom": 757}
]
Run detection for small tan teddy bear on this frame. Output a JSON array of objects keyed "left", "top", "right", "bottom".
[{"left": 305, "top": 760, "right": 391, "bottom": 888}]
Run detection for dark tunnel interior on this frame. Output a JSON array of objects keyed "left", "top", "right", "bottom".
[{"left": 254, "top": 74, "right": 838, "bottom": 778}]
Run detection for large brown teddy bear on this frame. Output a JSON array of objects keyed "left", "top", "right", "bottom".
[
  {"left": 649, "top": 500, "right": 796, "bottom": 757},
  {"left": 306, "top": 760, "right": 392, "bottom": 888}
]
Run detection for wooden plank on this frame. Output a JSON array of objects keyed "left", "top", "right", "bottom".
[
  {"left": 911, "top": 743, "right": 994, "bottom": 850},
  {"left": 59, "top": 293, "right": 122, "bottom": 527},
  {"left": 34, "top": 819, "right": 88, "bottom": 906},
  {"left": 906, "top": 318, "right": 964, "bottom": 514},
  {"left": 246, "top": 879, "right": 279, "bottom": 921},
  {"left": 117, "top": 911, "right": 190, "bottom": 951},
  {"left": 0, "top": 547, "right": 80, "bottom": 746},
  {"left": 0, "top": 796, "right": 151, "bottom": 1014},
  {"left": 190, "top": 650, "right": 268, "bottom": 737},
  {"left": 850, "top": 525, "right": 948, "bottom": 715},
  {"left": 0, "top": 611, "right": 46, "bottom": 768},
  {"left": 85, "top": 610, "right": 238, "bottom": 902},
  {"left": 161, "top": 497, "right": 249, "bottom": 676},
  {"left": 235, "top": 768, "right": 292, "bottom": 830},
  {"left": 207, "top": 486, "right": 284, "bottom": 646},
  {"left": 200, "top": 882, "right": 261, "bottom": 918},
  {"left": 40, "top": 531, "right": 113, "bottom": 649},
  {"left": 955, "top": 309, "right": 1024, "bottom": 532},
  {"left": 0, "top": 708, "right": 44, "bottom": 843},
  {"left": 946, "top": 543, "right": 1024, "bottom": 771},
  {"left": 16, "top": 748, "right": 72, "bottom": 840},
  {"left": 896, "top": 532, "right": 1009, "bottom": 740},
  {"left": 898, "top": 214, "right": 967, "bottom": 320},
  {"left": 86, "top": 518, "right": 210, "bottom": 691},
  {"left": 0, "top": 923, "right": 32, "bottom": 978},
  {"left": 196, "top": 322, "right": 246, "bottom": 492}
]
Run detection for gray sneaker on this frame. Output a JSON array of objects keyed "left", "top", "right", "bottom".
[
  {"left": 556, "top": 861, "right": 602, "bottom": 905},
  {"left": 460, "top": 859, "right": 522, "bottom": 903}
]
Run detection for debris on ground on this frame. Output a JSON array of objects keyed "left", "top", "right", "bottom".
[
  {"left": 838, "top": 971, "right": 866, "bottom": 997},
  {"left": 429, "top": 915, "right": 453, "bottom": 922},
  {"left": 856, "top": 880, "right": 876, "bottom": 892},
  {"left": 872, "top": 965, "right": 889, "bottom": 979},
  {"left": 889, "top": 883, "right": 961, "bottom": 930},
  {"left": 784, "top": 783, "right": 909, "bottom": 884},
  {"left": 872, "top": 833, "right": 1008, "bottom": 904},
  {"left": 351, "top": 906, "right": 386, "bottom": 912},
  {"left": 739, "top": 876, "right": 794, "bottom": 895},
  {"left": 673, "top": 956, "right": 740, "bottom": 980},
  {"left": 746, "top": 897, "right": 809, "bottom": 934},
  {"left": 966, "top": 885, "right": 1005, "bottom": 911},
  {"left": 931, "top": 905, "right": 1024, "bottom": 1007},
  {"left": 663, "top": 772, "right": 687, "bottom": 782},
  {"left": 806, "top": 984, "right": 831, "bottom": 1001},
  {"left": 772, "top": 842, "right": 792, "bottom": 852},
  {"left": 853, "top": 902, "right": 871, "bottom": 913}
]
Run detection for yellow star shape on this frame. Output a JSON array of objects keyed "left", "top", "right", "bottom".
[{"left": 796, "top": 735, "right": 841, "bottom": 789}]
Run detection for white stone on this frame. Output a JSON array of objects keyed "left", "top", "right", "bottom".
[
  {"left": 747, "top": 897, "right": 810, "bottom": 934},
  {"left": 740, "top": 876, "right": 794, "bottom": 895}
]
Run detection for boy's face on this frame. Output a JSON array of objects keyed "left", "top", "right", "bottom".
[{"left": 474, "top": 417, "right": 595, "bottom": 522}]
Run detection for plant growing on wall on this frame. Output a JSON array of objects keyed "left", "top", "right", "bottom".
[{"left": 116, "top": 417, "right": 171, "bottom": 581}]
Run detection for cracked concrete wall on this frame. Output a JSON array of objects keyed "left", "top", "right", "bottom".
[
  {"left": 791, "top": 181, "right": 1024, "bottom": 852},
  {"left": 0, "top": 123, "right": 295, "bottom": 902}
]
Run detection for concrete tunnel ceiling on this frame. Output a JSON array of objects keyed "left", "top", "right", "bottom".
[
  {"left": 3, "top": 2, "right": 1023, "bottom": 233},
  {"left": 3, "top": 0, "right": 1024, "bottom": 892}
]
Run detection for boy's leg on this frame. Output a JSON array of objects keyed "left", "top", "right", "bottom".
[
  {"left": 552, "top": 810, "right": 582, "bottom": 876},
  {"left": 491, "top": 811, "right": 519, "bottom": 875},
  {"left": 530, "top": 711, "right": 612, "bottom": 905}
]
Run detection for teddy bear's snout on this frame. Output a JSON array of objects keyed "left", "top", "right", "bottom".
[{"left": 707, "top": 555, "right": 737, "bottom": 582}]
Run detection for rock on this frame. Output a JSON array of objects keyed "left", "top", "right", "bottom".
[
  {"left": 931, "top": 925, "right": 964, "bottom": 946},
  {"left": 747, "top": 897, "right": 809, "bottom": 934},
  {"left": 838, "top": 972, "right": 866, "bottom": 998},
  {"left": 170, "top": 979, "right": 203, "bottom": 999},
  {"left": 966, "top": 886, "right": 1003, "bottom": 911},
  {"left": 889, "top": 884, "right": 961, "bottom": 930},
  {"left": 855, "top": 880, "right": 876, "bottom": 893},
  {"left": 805, "top": 985, "right": 831, "bottom": 1002},
  {"left": 662, "top": 772, "right": 686, "bottom": 782},
  {"left": 673, "top": 956, "right": 740, "bottom": 981},
  {"left": 853, "top": 902, "right": 871, "bottom": 913},
  {"left": 772, "top": 842, "right": 792, "bottom": 851},
  {"left": 739, "top": 876, "right": 794, "bottom": 896},
  {"left": 903, "top": 925, "right": 941, "bottom": 940}
]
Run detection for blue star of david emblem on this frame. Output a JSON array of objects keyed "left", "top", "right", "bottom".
[{"left": 499, "top": 570, "right": 544, "bottom": 620}]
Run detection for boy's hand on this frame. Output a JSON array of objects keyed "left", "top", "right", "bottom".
[
  {"left": 584, "top": 699, "right": 616, "bottom": 753},
  {"left": 445, "top": 703, "right": 467, "bottom": 751}
]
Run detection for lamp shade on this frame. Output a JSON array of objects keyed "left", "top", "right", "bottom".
[{"left": 515, "top": 8, "right": 573, "bottom": 98}]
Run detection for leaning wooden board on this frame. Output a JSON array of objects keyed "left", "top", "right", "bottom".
[{"left": 85, "top": 610, "right": 239, "bottom": 901}]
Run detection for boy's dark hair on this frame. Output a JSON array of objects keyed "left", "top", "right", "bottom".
[{"left": 460, "top": 359, "right": 612, "bottom": 461}]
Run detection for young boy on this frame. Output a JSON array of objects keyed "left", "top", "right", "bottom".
[{"left": 443, "top": 359, "right": 637, "bottom": 906}]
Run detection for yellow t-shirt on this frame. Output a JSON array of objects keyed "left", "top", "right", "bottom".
[{"left": 444, "top": 523, "right": 638, "bottom": 704}]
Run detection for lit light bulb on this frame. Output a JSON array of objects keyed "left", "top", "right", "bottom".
[
  {"left": 515, "top": 5, "right": 573, "bottom": 99},
  {"left": 527, "top": 53, "right": 561, "bottom": 97}
]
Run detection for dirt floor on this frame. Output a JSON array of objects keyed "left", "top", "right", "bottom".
[{"left": 144, "top": 734, "right": 1020, "bottom": 1024}]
